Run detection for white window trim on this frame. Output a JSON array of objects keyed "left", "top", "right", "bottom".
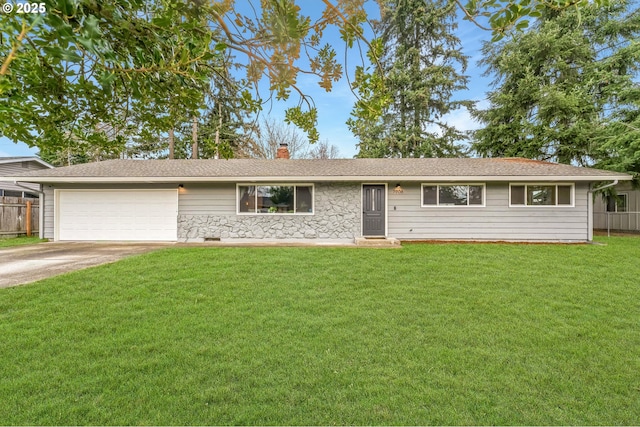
[
  {"left": 421, "top": 183, "right": 486, "bottom": 207},
  {"left": 617, "top": 193, "right": 629, "bottom": 212},
  {"left": 509, "top": 183, "right": 575, "bottom": 208},
  {"left": 606, "top": 193, "right": 628, "bottom": 213},
  {"left": 236, "top": 183, "right": 315, "bottom": 215}
]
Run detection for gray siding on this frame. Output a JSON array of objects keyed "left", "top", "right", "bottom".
[
  {"left": 178, "top": 183, "right": 235, "bottom": 215},
  {"left": 42, "top": 180, "right": 592, "bottom": 242},
  {"left": 0, "top": 161, "right": 49, "bottom": 194},
  {"left": 43, "top": 185, "right": 55, "bottom": 239},
  {"left": 0, "top": 160, "right": 48, "bottom": 174},
  {"left": 593, "top": 182, "right": 640, "bottom": 231},
  {"left": 388, "top": 182, "right": 589, "bottom": 241}
]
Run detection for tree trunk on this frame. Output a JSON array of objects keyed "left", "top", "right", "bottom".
[
  {"left": 191, "top": 116, "right": 198, "bottom": 159},
  {"left": 168, "top": 128, "right": 175, "bottom": 159}
]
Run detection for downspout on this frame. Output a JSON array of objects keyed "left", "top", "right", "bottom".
[
  {"left": 587, "top": 180, "right": 619, "bottom": 241},
  {"left": 13, "top": 181, "right": 45, "bottom": 239}
]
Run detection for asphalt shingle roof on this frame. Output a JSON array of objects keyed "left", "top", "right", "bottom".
[{"left": 2, "top": 158, "right": 632, "bottom": 183}]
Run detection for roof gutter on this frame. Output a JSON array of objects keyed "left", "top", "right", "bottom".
[
  {"left": 13, "top": 181, "right": 45, "bottom": 239},
  {"left": 589, "top": 179, "right": 619, "bottom": 193},
  {"left": 0, "top": 175, "right": 633, "bottom": 184}
]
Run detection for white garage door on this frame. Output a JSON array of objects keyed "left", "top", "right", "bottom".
[{"left": 57, "top": 190, "right": 178, "bottom": 241}]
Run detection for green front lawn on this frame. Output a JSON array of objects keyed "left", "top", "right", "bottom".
[
  {"left": 0, "top": 236, "right": 45, "bottom": 248},
  {"left": 0, "top": 238, "right": 638, "bottom": 425}
]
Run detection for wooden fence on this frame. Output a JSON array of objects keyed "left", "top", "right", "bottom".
[{"left": 0, "top": 196, "right": 40, "bottom": 237}]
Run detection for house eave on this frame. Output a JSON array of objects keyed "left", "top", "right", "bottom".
[{"left": 3, "top": 174, "right": 633, "bottom": 184}]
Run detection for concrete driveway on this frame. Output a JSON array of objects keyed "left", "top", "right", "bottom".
[{"left": 0, "top": 242, "right": 171, "bottom": 288}]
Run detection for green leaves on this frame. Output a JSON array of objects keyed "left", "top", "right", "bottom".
[
  {"left": 462, "top": 0, "right": 612, "bottom": 40},
  {"left": 472, "top": 0, "right": 640, "bottom": 172},
  {"left": 285, "top": 106, "right": 319, "bottom": 144},
  {"left": 82, "top": 14, "right": 100, "bottom": 39},
  {"left": 1, "top": 0, "right": 615, "bottom": 162},
  {"left": 41, "top": 46, "right": 82, "bottom": 62},
  {"left": 56, "top": 0, "right": 77, "bottom": 17},
  {"left": 98, "top": 71, "right": 116, "bottom": 86},
  {"left": 310, "top": 44, "right": 342, "bottom": 91},
  {"left": 0, "top": 0, "right": 226, "bottom": 162}
]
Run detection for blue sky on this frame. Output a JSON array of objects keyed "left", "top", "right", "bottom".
[
  {"left": 0, "top": 3, "right": 493, "bottom": 158},
  {"left": 243, "top": 5, "right": 493, "bottom": 158}
]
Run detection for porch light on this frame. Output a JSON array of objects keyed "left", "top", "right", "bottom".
[
  {"left": 178, "top": 184, "right": 184, "bottom": 188},
  {"left": 394, "top": 184, "right": 404, "bottom": 194}
]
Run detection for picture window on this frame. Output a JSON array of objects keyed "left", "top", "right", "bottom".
[
  {"left": 422, "top": 184, "right": 485, "bottom": 207},
  {"left": 238, "top": 185, "right": 313, "bottom": 214},
  {"left": 510, "top": 184, "right": 573, "bottom": 206}
]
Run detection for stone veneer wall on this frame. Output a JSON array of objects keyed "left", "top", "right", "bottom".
[{"left": 178, "top": 183, "right": 361, "bottom": 241}]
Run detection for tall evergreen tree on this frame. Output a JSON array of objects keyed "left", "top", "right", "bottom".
[
  {"left": 349, "top": 0, "right": 471, "bottom": 158},
  {"left": 472, "top": 0, "right": 640, "bottom": 171},
  {"left": 194, "top": 68, "right": 259, "bottom": 160},
  {"left": 596, "top": 85, "right": 640, "bottom": 177}
]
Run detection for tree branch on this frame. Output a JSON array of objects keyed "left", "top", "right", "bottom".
[{"left": 0, "top": 20, "right": 30, "bottom": 76}]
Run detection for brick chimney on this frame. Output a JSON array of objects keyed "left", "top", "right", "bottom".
[{"left": 276, "top": 142, "right": 290, "bottom": 159}]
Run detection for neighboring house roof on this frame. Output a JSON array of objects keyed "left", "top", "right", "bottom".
[
  {"left": 0, "top": 156, "right": 54, "bottom": 193},
  {"left": 0, "top": 156, "right": 54, "bottom": 169},
  {"left": 1, "top": 158, "right": 632, "bottom": 183}
]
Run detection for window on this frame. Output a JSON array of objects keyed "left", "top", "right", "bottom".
[
  {"left": 238, "top": 184, "right": 313, "bottom": 214},
  {"left": 606, "top": 194, "right": 627, "bottom": 213},
  {"left": 510, "top": 184, "right": 573, "bottom": 206},
  {"left": 422, "top": 184, "right": 485, "bottom": 207},
  {"left": 2, "top": 190, "right": 23, "bottom": 198}
]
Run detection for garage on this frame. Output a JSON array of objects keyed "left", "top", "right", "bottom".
[{"left": 56, "top": 189, "right": 178, "bottom": 241}]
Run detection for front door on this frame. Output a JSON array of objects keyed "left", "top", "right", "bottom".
[{"left": 362, "top": 185, "right": 386, "bottom": 236}]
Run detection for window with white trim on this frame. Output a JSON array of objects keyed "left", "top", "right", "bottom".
[
  {"left": 510, "top": 184, "right": 573, "bottom": 206},
  {"left": 606, "top": 194, "right": 627, "bottom": 212},
  {"left": 238, "top": 184, "right": 313, "bottom": 214},
  {"left": 422, "top": 184, "right": 485, "bottom": 207}
]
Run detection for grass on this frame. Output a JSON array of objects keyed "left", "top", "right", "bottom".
[
  {"left": 0, "top": 237, "right": 638, "bottom": 425},
  {"left": 0, "top": 236, "right": 46, "bottom": 248}
]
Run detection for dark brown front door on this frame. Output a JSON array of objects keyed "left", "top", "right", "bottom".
[{"left": 362, "top": 185, "right": 385, "bottom": 236}]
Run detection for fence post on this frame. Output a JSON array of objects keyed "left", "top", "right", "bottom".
[{"left": 26, "top": 200, "right": 32, "bottom": 237}]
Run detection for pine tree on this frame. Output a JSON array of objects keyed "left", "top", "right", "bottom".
[
  {"left": 349, "top": 0, "right": 471, "bottom": 158},
  {"left": 472, "top": 0, "right": 640, "bottom": 170}
]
